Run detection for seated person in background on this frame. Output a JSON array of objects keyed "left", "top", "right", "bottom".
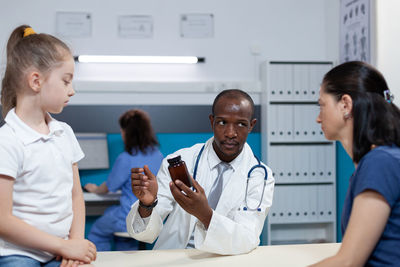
[
  {"left": 85, "top": 109, "right": 163, "bottom": 251},
  {"left": 127, "top": 89, "right": 275, "bottom": 255},
  {"left": 311, "top": 61, "right": 400, "bottom": 266}
]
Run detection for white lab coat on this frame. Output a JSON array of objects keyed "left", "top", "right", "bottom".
[{"left": 126, "top": 137, "right": 275, "bottom": 255}]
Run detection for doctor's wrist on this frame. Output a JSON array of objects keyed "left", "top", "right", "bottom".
[
  {"left": 198, "top": 206, "right": 213, "bottom": 230},
  {"left": 139, "top": 198, "right": 158, "bottom": 210}
]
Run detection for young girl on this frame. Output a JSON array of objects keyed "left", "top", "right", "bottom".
[
  {"left": 0, "top": 25, "right": 96, "bottom": 266},
  {"left": 311, "top": 61, "right": 400, "bottom": 266},
  {"left": 84, "top": 109, "right": 163, "bottom": 251}
]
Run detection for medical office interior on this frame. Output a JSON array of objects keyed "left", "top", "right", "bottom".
[{"left": 1, "top": 0, "right": 400, "bottom": 251}]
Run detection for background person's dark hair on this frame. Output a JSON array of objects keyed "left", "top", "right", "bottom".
[
  {"left": 119, "top": 109, "right": 159, "bottom": 155},
  {"left": 322, "top": 61, "right": 400, "bottom": 163},
  {"left": 212, "top": 89, "right": 255, "bottom": 119}
]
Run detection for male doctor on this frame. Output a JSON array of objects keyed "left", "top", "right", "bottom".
[{"left": 126, "top": 89, "right": 275, "bottom": 255}]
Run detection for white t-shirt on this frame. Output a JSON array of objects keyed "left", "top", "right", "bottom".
[{"left": 0, "top": 109, "right": 84, "bottom": 262}]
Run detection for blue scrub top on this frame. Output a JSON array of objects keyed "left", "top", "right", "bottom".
[
  {"left": 106, "top": 147, "right": 163, "bottom": 228},
  {"left": 341, "top": 145, "right": 400, "bottom": 266}
]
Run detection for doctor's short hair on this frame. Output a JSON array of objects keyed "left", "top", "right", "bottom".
[{"left": 212, "top": 89, "right": 255, "bottom": 119}]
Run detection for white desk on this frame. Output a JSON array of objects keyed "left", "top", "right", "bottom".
[
  {"left": 93, "top": 243, "right": 340, "bottom": 267},
  {"left": 84, "top": 192, "right": 121, "bottom": 216}
]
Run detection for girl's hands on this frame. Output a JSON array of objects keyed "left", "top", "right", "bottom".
[{"left": 59, "top": 239, "right": 97, "bottom": 264}]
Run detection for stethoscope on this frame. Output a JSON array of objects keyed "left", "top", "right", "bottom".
[{"left": 193, "top": 144, "right": 268, "bottom": 212}]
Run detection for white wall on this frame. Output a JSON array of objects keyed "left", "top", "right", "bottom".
[
  {"left": 0, "top": 0, "right": 340, "bottom": 104},
  {"left": 376, "top": 0, "right": 400, "bottom": 103}
]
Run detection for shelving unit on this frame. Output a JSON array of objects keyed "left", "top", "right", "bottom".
[{"left": 261, "top": 61, "right": 336, "bottom": 245}]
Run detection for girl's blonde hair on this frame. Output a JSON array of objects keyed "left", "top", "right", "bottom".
[{"left": 1, "top": 25, "right": 72, "bottom": 118}]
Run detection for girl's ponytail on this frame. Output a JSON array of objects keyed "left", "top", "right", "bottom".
[
  {"left": 1, "top": 25, "right": 71, "bottom": 118},
  {"left": 1, "top": 25, "right": 28, "bottom": 118}
]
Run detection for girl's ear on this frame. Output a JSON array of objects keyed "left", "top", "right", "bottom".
[{"left": 27, "top": 71, "right": 42, "bottom": 93}]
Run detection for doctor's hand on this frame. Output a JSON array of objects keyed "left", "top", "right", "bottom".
[
  {"left": 170, "top": 177, "right": 213, "bottom": 229},
  {"left": 131, "top": 166, "right": 158, "bottom": 215}
]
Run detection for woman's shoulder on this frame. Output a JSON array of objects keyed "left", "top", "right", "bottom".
[
  {"left": 357, "top": 145, "right": 400, "bottom": 177},
  {"left": 363, "top": 145, "right": 400, "bottom": 164},
  {"left": 354, "top": 146, "right": 400, "bottom": 208}
]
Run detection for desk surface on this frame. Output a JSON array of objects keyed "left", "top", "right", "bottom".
[
  {"left": 93, "top": 243, "right": 340, "bottom": 267},
  {"left": 83, "top": 192, "right": 121, "bottom": 202},
  {"left": 83, "top": 192, "right": 121, "bottom": 216}
]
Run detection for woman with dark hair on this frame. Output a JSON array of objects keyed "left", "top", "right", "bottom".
[
  {"left": 84, "top": 109, "right": 163, "bottom": 251},
  {"left": 311, "top": 61, "right": 400, "bottom": 266}
]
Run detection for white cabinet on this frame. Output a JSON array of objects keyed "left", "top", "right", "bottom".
[{"left": 261, "top": 61, "right": 336, "bottom": 245}]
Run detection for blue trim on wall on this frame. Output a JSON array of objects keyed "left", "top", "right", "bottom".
[
  {"left": 336, "top": 142, "right": 355, "bottom": 242},
  {"left": 80, "top": 132, "right": 261, "bottom": 186}
]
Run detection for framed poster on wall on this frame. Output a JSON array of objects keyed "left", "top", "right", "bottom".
[{"left": 340, "top": 0, "right": 371, "bottom": 63}]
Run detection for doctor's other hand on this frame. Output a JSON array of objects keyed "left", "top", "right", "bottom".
[
  {"left": 170, "top": 177, "right": 213, "bottom": 229},
  {"left": 131, "top": 165, "right": 158, "bottom": 206}
]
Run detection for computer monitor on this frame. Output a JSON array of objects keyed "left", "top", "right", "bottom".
[{"left": 76, "top": 133, "right": 109, "bottom": 170}]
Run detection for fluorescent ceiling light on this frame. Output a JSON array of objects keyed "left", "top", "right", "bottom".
[{"left": 75, "top": 55, "right": 205, "bottom": 64}]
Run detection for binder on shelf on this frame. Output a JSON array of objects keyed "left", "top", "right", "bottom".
[
  {"left": 316, "top": 145, "right": 325, "bottom": 182},
  {"left": 308, "top": 64, "right": 321, "bottom": 102},
  {"left": 293, "top": 105, "right": 302, "bottom": 142},
  {"left": 293, "top": 145, "right": 302, "bottom": 182},
  {"left": 269, "top": 64, "right": 280, "bottom": 101},
  {"left": 276, "top": 64, "right": 286, "bottom": 101},
  {"left": 292, "top": 185, "right": 301, "bottom": 222},
  {"left": 281, "top": 186, "right": 290, "bottom": 222},
  {"left": 277, "top": 147, "right": 285, "bottom": 182},
  {"left": 269, "top": 185, "right": 282, "bottom": 223},
  {"left": 286, "top": 104, "right": 294, "bottom": 142},
  {"left": 301, "top": 145, "right": 310, "bottom": 182},
  {"left": 269, "top": 105, "right": 279, "bottom": 141},
  {"left": 325, "top": 184, "right": 333, "bottom": 221},
  {"left": 299, "top": 185, "right": 309, "bottom": 222},
  {"left": 288, "top": 185, "right": 297, "bottom": 222},
  {"left": 318, "top": 64, "right": 332, "bottom": 94},
  {"left": 286, "top": 145, "right": 294, "bottom": 183},
  {"left": 310, "top": 105, "right": 318, "bottom": 139},
  {"left": 317, "top": 185, "right": 326, "bottom": 221},
  {"left": 303, "top": 106, "right": 312, "bottom": 141},
  {"left": 268, "top": 146, "right": 278, "bottom": 179},
  {"left": 326, "top": 184, "right": 335, "bottom": 220},
  {"left": 325, "top": 144, "right": 335, "bottom": 181},
  {"left": 307, "top": 105, "right": 317, "bottom": 141},
  {"left": 308, "top": 145, "right": 316, "bottom": 182},
  {"left": 309, "top": 185, "right": 318, "bottom": 222},
  {"left": 278, "top": 105, "right": 285, "bottom": 141},
  {"left": 312, "top": 104, "right": 325, "bottom": 141},
  {"left": 282, "top": 64, "right": 293, "bottom": 101}
]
